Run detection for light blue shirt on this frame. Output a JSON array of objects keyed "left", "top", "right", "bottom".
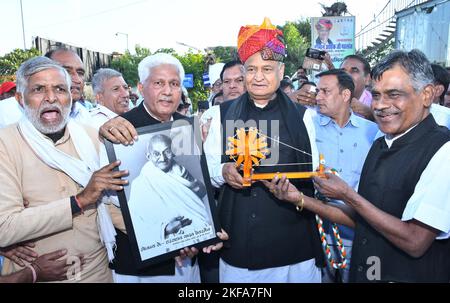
[{"left": 313, "top": 111, "right": 379, "bottom": 241}]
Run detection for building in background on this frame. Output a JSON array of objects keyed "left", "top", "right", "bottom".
[
  {"left": 396, "top": 0, "right": 450, "bottom": 66},
  {"left": 33, "top": 36, "right": 112, "bottom": 81}
]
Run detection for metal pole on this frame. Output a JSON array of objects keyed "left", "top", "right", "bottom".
[
  {"left": 176, "top": 41, "right": 202, "bottom": 52},
  {"left": 20, "top": 0, "right": 26, "bottom": 49}
]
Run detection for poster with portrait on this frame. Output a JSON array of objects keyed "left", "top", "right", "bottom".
[
  {"left": 311, "top": 16, "right": 355, "bottom": 68},
  {"left": 105, "top": 117, "right": 219, "bottom": 268}
]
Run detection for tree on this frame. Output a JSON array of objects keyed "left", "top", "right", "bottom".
[
  {"left": 209, "top": 46, "right": 238, "bottom": 63},
  {"left": 175, "top": 51, "right": 208, "bottom": 109},
  {"left": 282, "top": 22, "right": 309, "bottom": 77},
  {"left": 111, "top": 45, "right": 208, "bottom": 109},
  {"left": 361, "top": 37, "right": 395, "bottom": 69},
  {"left": 0, "top": 48, "right": 41, "bottom": 84},
  {"left": 320, "top": 2, "right": 348, "bottom": 16},
  {"left": 110, "top": 45, "right": 151, "bottom": 86},
  {"left": 294, "top": 19, "right": 312, "bottom": 46}
]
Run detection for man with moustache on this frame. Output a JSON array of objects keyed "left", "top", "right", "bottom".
[
  {"left": 268, "top": 49, "right": 450, "bottom": 282},
  {"left": 91, "top": 68, "right": 130, "bottom": 129},
  {"left": 340, "top": 55, "right": 374, "bottom": 121},
  {"left": 44, "top": 48, "right": 93, "bottom": 123},
  {"left": 312, "top": 69, "right": 378, "bottom": 282},
  {"left": 0, "top": 48, "right": 111, "bottom": 129},
  {"left": 1, "top": 49, "right": 131, "bottom": 268},
  {"left": 203, "top": 17, "right": 323, "bottom": 283},
  {"left": 200, "top": 60, "right": 247, "bottom": 142},
  {"left": 220, "top": 60, "right": 246, "bottom": 102},
  {"left": 0, "top": 56, "right": 128, "bottom": 282},
  {"left": 46, "top": 48, "right": 122, "bottom": 128},
  {"left": 98, "top": 53, "right": 226, "bottom": 283}
]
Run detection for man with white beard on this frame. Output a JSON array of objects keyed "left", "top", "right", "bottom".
[
  {"left": 0, "top": 56, "right": 128, "bottom": 282},
  {"left": 0, "top": 48, "right": 120, "bottom": 129}
]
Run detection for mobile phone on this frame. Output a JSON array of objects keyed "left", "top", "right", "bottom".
[{"left": 305, "top": 48, "right": 326, "bottom": 60}]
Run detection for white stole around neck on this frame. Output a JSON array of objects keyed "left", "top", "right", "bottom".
[{"left": 18, "top": 117, "right": 117, "bottom": 261}]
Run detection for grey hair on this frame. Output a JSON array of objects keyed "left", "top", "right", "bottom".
[
  {"left": 146, "top": 134, "right": 172, "bottom": 153},
  {"left": 138, "top": 53, "right": 185, "bottom": 84},
  {"left": 16, "top": 56, "right": 71, "bottom": 95},
  {"left": 92, "top": 68, "right": 124, "bottom": 95},
  {"left": 371, "top": 49, "right": 434, "bottom": 92},
  {"left": 44, "top": 47, "right": 78, "bottom": 60}
]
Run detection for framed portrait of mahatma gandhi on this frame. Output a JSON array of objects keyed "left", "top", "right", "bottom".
[{"left": 105, "top": 117, "right": 219, "bottom": 268}]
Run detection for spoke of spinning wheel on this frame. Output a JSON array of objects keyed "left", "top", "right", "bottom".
[
  {"left": 228, "top": 137, "right": 236, "bottom": 144},
  {"left": 257, "top": 132, "right": 312, "bottom": 157},
  {"left": 258, "top": 162, "right": 313, "bottom": 167},
  {"left": 236, "top": 155, "right": 244, "bottom": 166},
  {"left": 248, "top": 129, "right": 257, "bottom": 144}
]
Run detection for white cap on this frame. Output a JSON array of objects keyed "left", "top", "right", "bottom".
[{"left": 208, "top": 63, "right": 225, "bottom": 85}]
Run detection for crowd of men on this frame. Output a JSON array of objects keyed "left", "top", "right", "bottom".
[{"left": 0, "top": 16, "right": 449, "bottom": 283}]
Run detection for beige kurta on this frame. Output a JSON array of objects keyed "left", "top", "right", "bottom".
[{"left": 0, "top": 122, "right": 123, "bottom": 283}]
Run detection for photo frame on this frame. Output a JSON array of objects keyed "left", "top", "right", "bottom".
[{"left": 105, "top": 117, "right": 220, "bottom": 268}]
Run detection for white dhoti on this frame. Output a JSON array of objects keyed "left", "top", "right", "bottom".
[{"left": 219, "top": 258, "right": 321, "bottom": 283}]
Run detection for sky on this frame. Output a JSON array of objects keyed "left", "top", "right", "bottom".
[{"left": 1, "top": 0, "right": 390, "bottom": 56}]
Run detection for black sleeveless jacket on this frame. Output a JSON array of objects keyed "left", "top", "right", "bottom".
[
  {"left": 350, "top": 115, "right": 450, "bottom": 282},
  {"left": 217, "top": 91, "right": 325, "bottom": 269}
]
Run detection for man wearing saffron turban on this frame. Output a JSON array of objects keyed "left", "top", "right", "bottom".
[
  {"left": 315, "top": 18, "right": 334, "bottom": 50},
  {"left": 203, "top": 17, "right": 324, "bottom": 283}
]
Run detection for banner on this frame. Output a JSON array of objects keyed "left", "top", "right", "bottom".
[
  {"left": 311, "top": 16, "right": 355, "bottom": 68},
  {"left": 202, "top": 73, "right": 210, "bottom": 87},
  {"left": 183, "top": 74, "right": 194, "bottom": 88}
]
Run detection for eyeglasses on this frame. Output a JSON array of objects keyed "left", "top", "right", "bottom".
[
  {"left": 212, "top": 81, "right": 222, "bottom": 88},
  {"left": 151, "top": 149, "right": 172, "bottom": 159}
]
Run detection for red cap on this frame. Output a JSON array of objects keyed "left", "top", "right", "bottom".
[{"left": 0, "top": 81, "right": 16, "bottom": 95}]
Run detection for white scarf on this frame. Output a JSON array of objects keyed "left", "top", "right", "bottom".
[
  {"left": 137, "top": 161, "right": 210, "bottom": 224},
  {"left": 128, "top": 161, "right": 213, "bottom": 257},
  {"left": 18, "top": 117, "right": 117, "bottom": 261}
]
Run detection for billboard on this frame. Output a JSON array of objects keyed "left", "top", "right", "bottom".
[
  {"left": 202, "top": 73, "right": 210, "bottom": 87},
  {"left": 311, "top": 16, "right": 355, "bottom": 68},
  {"left": 183, "top": 74, "right": 194, "bottom": 88}
]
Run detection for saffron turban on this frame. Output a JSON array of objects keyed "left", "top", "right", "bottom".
[
  {"left": 315, "top": 19, "right": 333, "bottom": 31},
  {"left": 237, "top": 17, "right": 287, "bottom": 64}
]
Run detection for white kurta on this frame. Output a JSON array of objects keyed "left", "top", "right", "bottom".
[{"left": 401, "top": 141, "right": 450, "bottom": 239}]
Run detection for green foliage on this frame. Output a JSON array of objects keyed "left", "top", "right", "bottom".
[
  {"left": 0, "top": 48, "right": 41, "bottom": 81},
  {"left": 174, "top": 51, "right": 208, "bottom": 110},
  {"left": 294, "top": 19, "right": 312, "bottom": 45},
  {"left": 282, "top": 22, "right": 309, "bottom": 77},
  {"left": 110, "top": 17, "right": 314, "bottom": 106},
  {"left": 110, "top": 46, "right": 208, "bottom": 109},
  {"left": 110, "top": 45, "right": 151, "bottom": 86},
  {"left": 361, "top": 38, "right": 395, "bottom": 69},
  {"left": 210, "top": 46, "right": 238, "bottom": 63},
  {"left": 110, "top": 52, "right": 139, "bottom": 86}
]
